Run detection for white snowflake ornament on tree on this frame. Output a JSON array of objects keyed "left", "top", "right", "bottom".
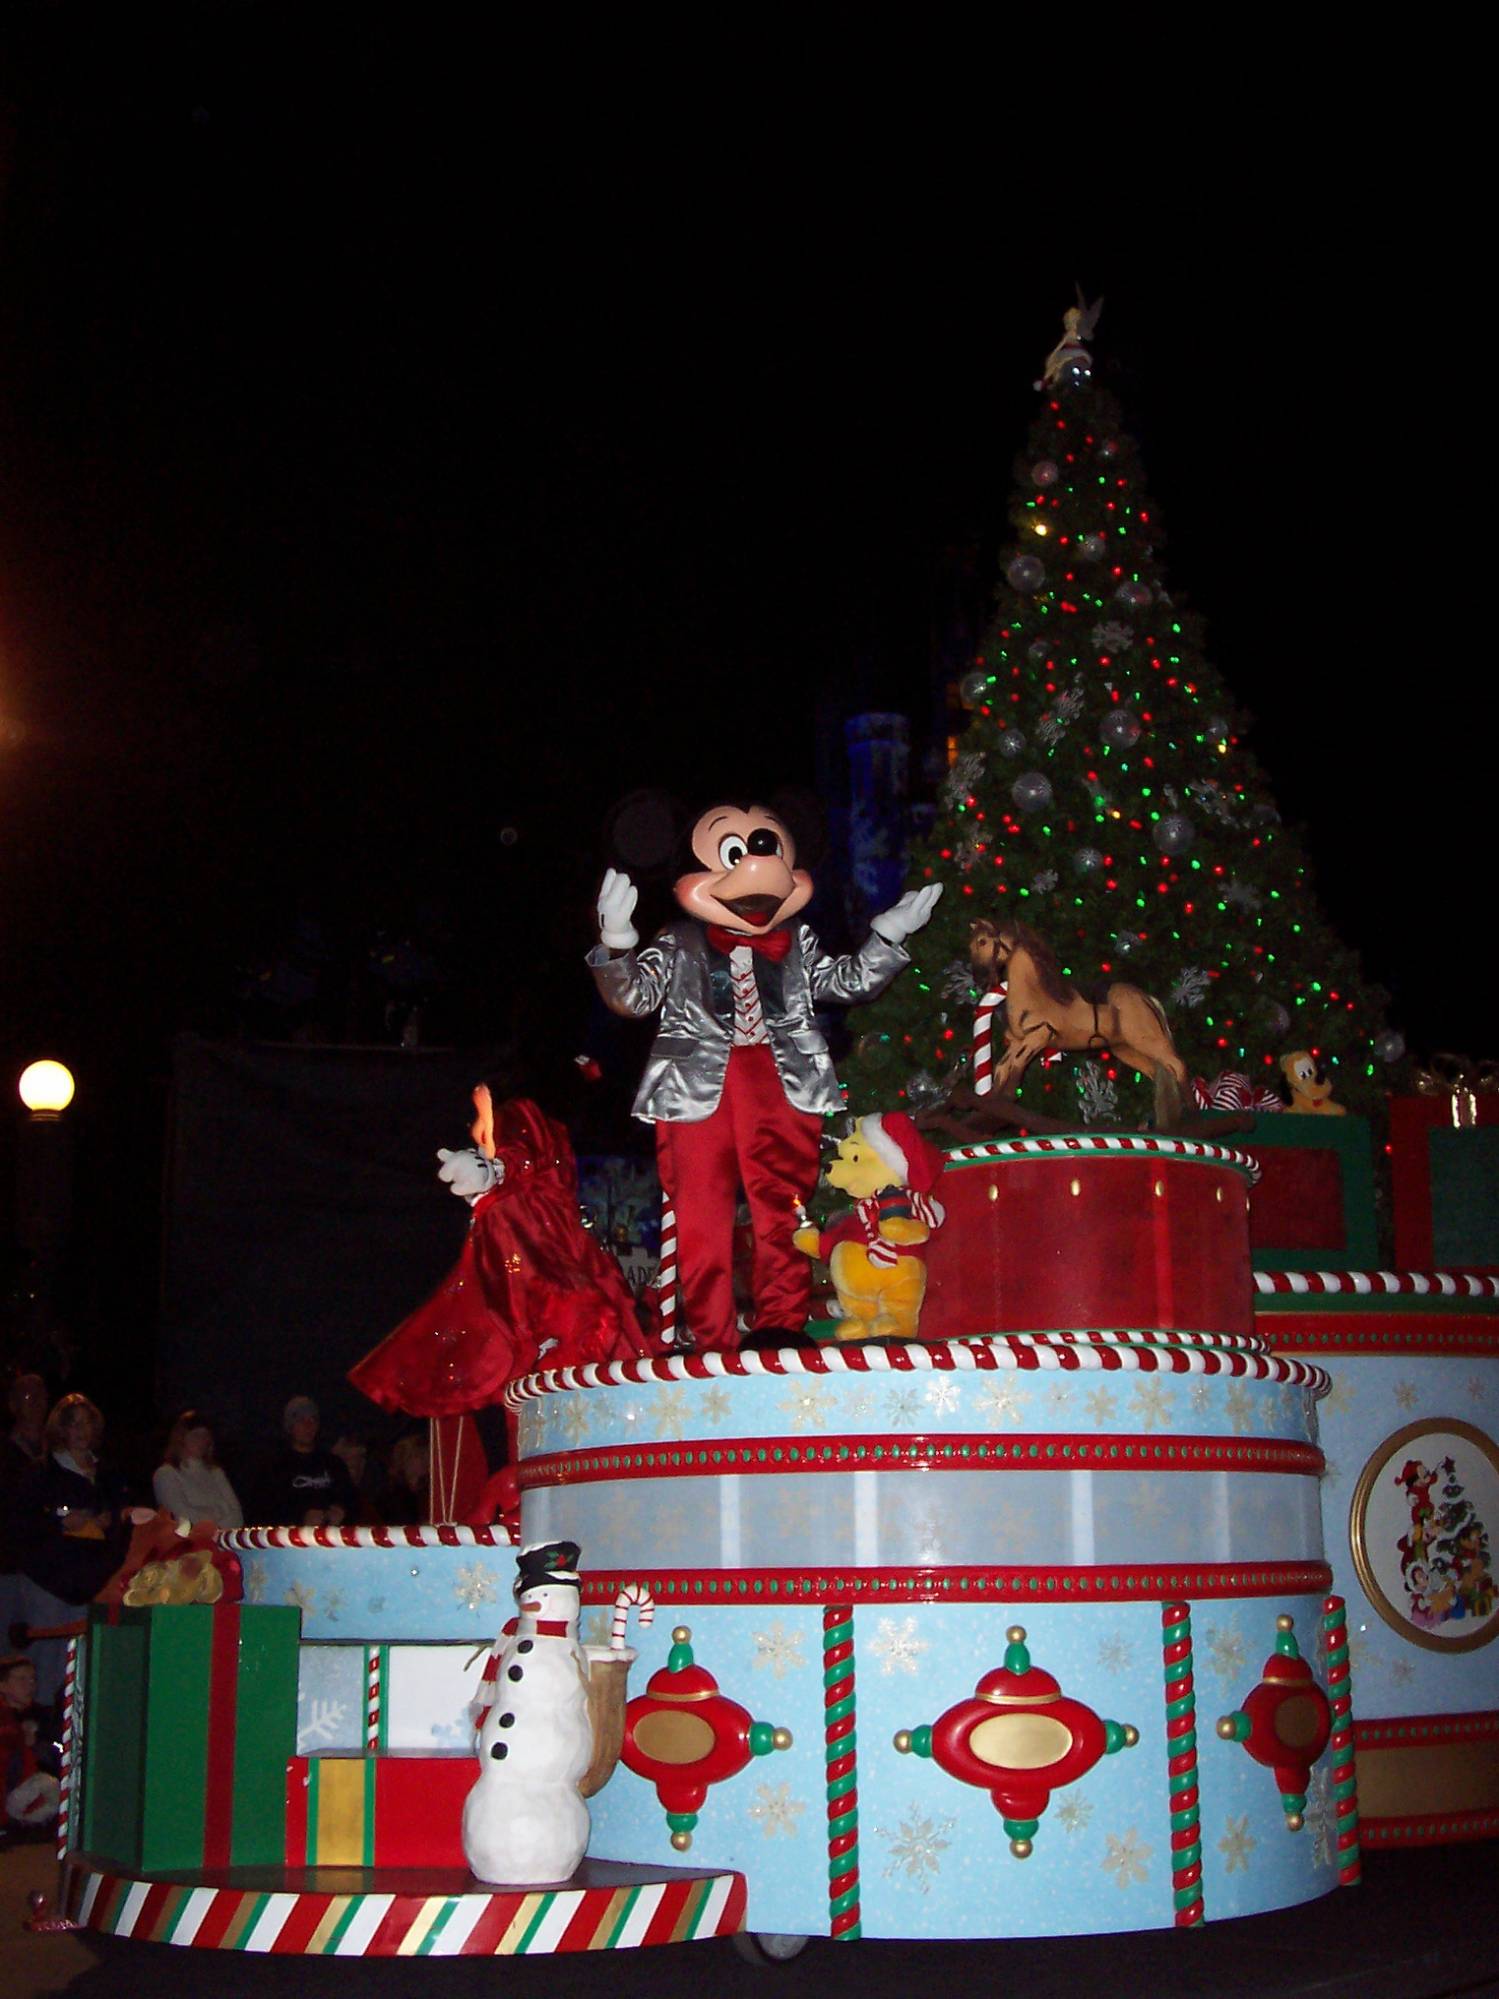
[
  {"left": 1075, "top": 1065, "right": 1119, "bottom": 1126},
  {"left": 940, "top": 752, "right": 986, "bottom": 812},
  {"left": 1170, "top": 966, "right": 1212, "bottom": 1010}
]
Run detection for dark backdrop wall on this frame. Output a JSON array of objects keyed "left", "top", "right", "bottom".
[{"left": 159, "top": 1039, "right": 506, "bottom": 1451}]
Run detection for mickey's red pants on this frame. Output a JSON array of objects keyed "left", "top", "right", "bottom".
[{"left": 654, "top": 1044, "right": 823, "bottom": 1350}]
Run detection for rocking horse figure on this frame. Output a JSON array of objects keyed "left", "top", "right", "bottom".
[{"left": 970, "top": 917, "right": 1191, "bottom": 1131}]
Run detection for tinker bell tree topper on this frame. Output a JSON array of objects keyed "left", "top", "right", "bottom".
[{"left": 589, "top": 799, "right": 941, "bottom": 1353}]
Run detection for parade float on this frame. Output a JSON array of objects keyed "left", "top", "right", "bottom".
[{"left": 34, "top": 310, "right": 1496, "bottom": 1958}]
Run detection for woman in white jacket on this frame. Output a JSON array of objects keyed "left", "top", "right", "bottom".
[{"left": 152, "top": 1411, "right": 243, "bottom": 1530}]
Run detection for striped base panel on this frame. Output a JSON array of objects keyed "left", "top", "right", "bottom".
[{"left": 60, "top": 1856, "right": 747, "bottom": 1955}]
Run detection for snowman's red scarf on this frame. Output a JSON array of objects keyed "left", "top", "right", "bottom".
[{"left": 855, "top": 1189, "right": 945, "bottom": 1267}]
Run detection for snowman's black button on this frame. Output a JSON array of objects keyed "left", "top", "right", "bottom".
[
  {"left": 508, "top": 1665, "right": 524, "bottom": 1681},
  {"left": 489, "top": 1742, "right": 508, "bottom": 1760},
  {"left": 499, "top": 1713, "right": 515, "bottom": 1728},
  {"left": 517, "top": 1639, "right": 534, "bottom": 1653}
]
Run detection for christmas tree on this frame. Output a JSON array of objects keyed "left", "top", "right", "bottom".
[{"left": 846, "top": 303, "right": 1399, "bottom": 1127}]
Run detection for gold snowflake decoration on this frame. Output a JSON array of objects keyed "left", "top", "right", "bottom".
[
  {"left": 1222, "top": 1384, "right": 1255, "bottom": 1436},
  {"left": 1130, "top": 1379, "right": 1171, "bottom": 1433},
  {"left": 778, "top": 1380, "right": 833, "bottom": 1433},
  {"left": 1084, "top": 1384, "right": 1118, "bottom": 1425},
  {"left": 1100, "top": 1826, "right": 1151, "bottom": 1888},
  {"left": 1217, "top": 1813, "right": 1255, "bottom": 1874}
]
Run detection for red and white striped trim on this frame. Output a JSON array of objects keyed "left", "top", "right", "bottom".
[
  {"left": 218, "top": 1524, "right": 513, "bottom": 1553},
  {"left": 941, "top": 1133, "right": 1261, "bottom": 1177},
  {"left": 1254, "top": 1270, "right": 1499, "bottom": 1300},
  {"left": 60, "top": 1857, "right": 747, "bottom": 1955},
  {"left": 504, "top": 1337, "right": 1329, "bottom": 1405}
]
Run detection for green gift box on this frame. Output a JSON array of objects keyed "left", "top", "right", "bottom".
[{"left": 79, "top": 1602, "right": 300, "bottom": 1873}]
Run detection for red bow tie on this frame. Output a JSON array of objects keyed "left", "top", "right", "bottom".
[{"left": 707, "top": 924, "right": 792, "bottom": 961}]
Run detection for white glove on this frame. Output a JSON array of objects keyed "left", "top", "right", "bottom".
[
  {"left": 870, "top": 882, "right": 944, "bottom": 946},
  {"left": 437, "top": 1147, "right": 504, "bottom": 1201},
  {"left": 596, "top": 868, "right": 640, "bottom": 952}
]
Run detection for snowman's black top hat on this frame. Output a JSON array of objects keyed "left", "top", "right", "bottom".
[{"left": 514, "top": 1541, "right": 582, "bottom": 1598}]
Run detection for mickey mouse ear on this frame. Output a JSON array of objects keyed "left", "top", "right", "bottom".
[
  {"left": 602, "top": 789, "right": 681, "bottom": 872},
  {"left": 763, "top": 786, "right": 826, "bottom": 869}
]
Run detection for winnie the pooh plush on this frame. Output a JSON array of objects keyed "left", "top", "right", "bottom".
[{"left": 793, "top": 1112, "right": 946, "bottom": 1343}]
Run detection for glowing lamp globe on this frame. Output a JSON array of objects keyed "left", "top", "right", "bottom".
[{"left": 19, "top": 1061, "right": 75, "bottom": 1117}]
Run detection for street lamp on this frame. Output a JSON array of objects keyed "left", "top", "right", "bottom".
[{"left": 18, "top": 1060, "right": 76, "bottom": 1119}]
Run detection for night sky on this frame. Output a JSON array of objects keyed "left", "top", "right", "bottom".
[{"left": 0, "top": 23, "right": 1481, "bottom": 1378}]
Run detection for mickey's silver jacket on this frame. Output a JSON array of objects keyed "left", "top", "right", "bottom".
[{"left": 588, "top": 920, "right": 909, "bottom": 1123}]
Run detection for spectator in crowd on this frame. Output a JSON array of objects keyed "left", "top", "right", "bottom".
[
  {"left": 0, "top": 1374, "right": 49, "bottom": 1657},
  {"left": 13, "top": 1394, "right": 130, "bottom": 1703},
  {"left": 152, "top": 1411, "right": 244, "bottom": 1531},
  {"left": 257, "top": 1397, "right": 355, "bottom": 1527},
  {"left": 1, "top": 1653, "right": 60, "bottom": 1841},
  {"left": 384, "top": 1430, "right": 430, "bottom": 1526},
  {"left": 330, "top": 1428, "right": 386, "bottom": 1526}
]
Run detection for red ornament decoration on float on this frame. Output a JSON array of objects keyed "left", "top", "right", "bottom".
[
  {"left": 894, "top": 1625, "right": 1138, "bottom": 1857},
  {"left": 621, "top": 1627, "right": 792, "bottom": 1850},
  {"left": 1215, "top": 1613, "right": 1333, "bottom": 1829}
]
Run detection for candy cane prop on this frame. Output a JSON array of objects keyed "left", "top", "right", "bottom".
[
  {"left": 56, "top": 1635, "right": 79, "bottom": 1858},
  {"left": 611, "top": 1584, "right": 656, "bottom": 1651},
  {"left": 656, "top": 1201, "right": 679, "bottom": 1346},
  {"left": 364, "top": 1645, "right": 385, "bottom": 1753},
  {"left": 972, "top": 989, "right": 1004, "bottom": 1096}
]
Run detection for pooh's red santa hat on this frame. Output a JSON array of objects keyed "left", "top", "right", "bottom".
[{"left": 858, "top": 1112, "right": 947, "bottom": 1214}]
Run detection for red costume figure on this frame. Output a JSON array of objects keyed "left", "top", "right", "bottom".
[
  {"left": 589, "top": 801, "right": 940, "bottom": 1351},
  {"left": 350, "top": 1097, "right": 648, "bottom": 1417}
]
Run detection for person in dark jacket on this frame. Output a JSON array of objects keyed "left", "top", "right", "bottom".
[
  {"left": 13, "top": 1395, "right": 130, "bottom": 1703},
  {"left": 256, "top": 1397, "right": 355, "bottom": 1527}
]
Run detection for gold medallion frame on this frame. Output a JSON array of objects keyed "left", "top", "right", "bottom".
[{"left": 1349, "top": 1416, "right": 1499, "bottom": 1654}]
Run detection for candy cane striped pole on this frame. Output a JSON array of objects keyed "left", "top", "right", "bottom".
[
  {"left": 1321, "top": 1596, "right": 1361, "bottom": 1886},
  {"left": 611, "top": 1585, "right": 656, "bottom": 1651},
  {"left": 824, "top": 1605, "right": 861, "bottom": 1940},
  {"left": 972, "top": 990, "right": 1003, "bottom": 1096},
  {"left": 365, "top": 1645, "right": 385, "bottom": 1753},
  {"left": 56, "top": 1634, "right": 79, "bottom": 1858},
  {"left": 657, "top": 1201, "right": 679, "bottom": 1346},
  {"left": 1161, "top": 1602, "right": 1204, "bottom": 1926}
]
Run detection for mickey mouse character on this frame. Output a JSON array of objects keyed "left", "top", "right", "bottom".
[{"left": 589, "top": 801, "right": 940, "bottom": 1351}]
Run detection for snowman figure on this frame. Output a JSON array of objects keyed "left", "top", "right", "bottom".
[{"left": 462, "top": 1539, "right": 593, "bottom": 1885}]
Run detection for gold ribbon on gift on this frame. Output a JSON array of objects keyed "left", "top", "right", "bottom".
[{"left": 1413, "top": 1052, "right": 1499, "bottom": 1128}]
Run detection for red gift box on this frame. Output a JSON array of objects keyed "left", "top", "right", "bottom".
[
  {"left": 1391, "top": 1089, "right": 1499, "bottom": 1270},
  {"left": 285, "top": 1753, "right": 473, "bottom": 1868}
]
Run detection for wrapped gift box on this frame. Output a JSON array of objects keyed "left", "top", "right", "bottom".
[
  {"left": 1391, "top": 1093, "right": 1499, "bottom": 1270},
  {"left": 285, "top": 1753, "right": 473, "bottom": 1867},
  {"left": 80, "top": 1602, "right": 300, "bottom": 1873},
  {"left": 1201, "top": 1111, "right": 1377, "bottom": 1272}
]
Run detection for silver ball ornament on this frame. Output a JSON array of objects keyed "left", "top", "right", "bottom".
[
  {"left": 958, "top": 668, "right": 990, "bottom": 709},
  {"left": 1027, "top": 639, "right": 1050, "bottom": 664},
  {"left": 1375, "top": 1030, "right": 1406, "bottom": 1064},
  {"left": 904, "top": 1071, "right": 946, "bottom": 1110},
  {"left": 1099, "top": 708, "right": 1142, "bottom": 749},
  {"left": 1153, "top": 813, "right": 1195, "bottom": 856},
  {"left": 1112, "top": 930, "right": 1139, "bottom": 956},
  {"left": 1116, "top": 580, "right": 1152, "bottom": 610},
  {"left": 1007, "top": 554, "right": 1046, "bottom": 594},
  {"left": 1031, "top": 459, "right": 1060, "bottom": 488},
  {"left": 1205, "top": 715, "right": 1231, "bottom": 746},
  {"left": 1011, "top": 771, "right": 1054, "bottom": 815},
  {"left": 1077, "top": 532, "right": 1106, "bottom": 561},
  {"left": 1266, "top": 1003, "right": 1291, "bottom": 1036},
  {"left": 998, "top": 728, "right": 1027, "bottom": 758},
  {"left": 1097, "top": 436, "right": 1122, "bottom": 462}
]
